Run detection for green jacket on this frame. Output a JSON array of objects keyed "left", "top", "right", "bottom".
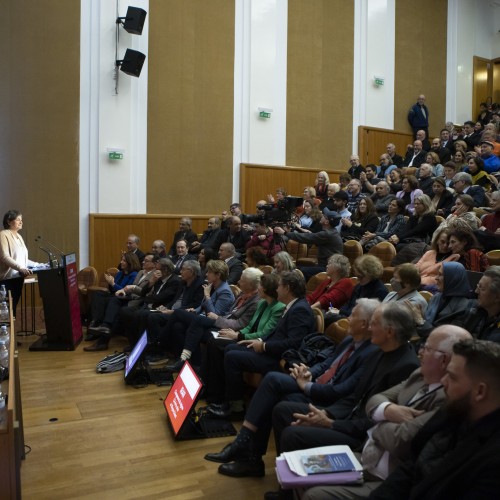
[{"left": 239, "top": 299, "right": 285, "bottom": 340}]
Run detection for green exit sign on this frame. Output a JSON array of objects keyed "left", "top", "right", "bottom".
[
  {"left": 108, "top": 152, "right": 123, "bottom": 160},
  {"left": 259, "top": 111, "right": 271, "bottom": 119}
]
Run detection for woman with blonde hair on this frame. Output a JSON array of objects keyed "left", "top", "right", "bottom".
[{"left": 314, "top": 171, "right": 330, "bottom": 201}]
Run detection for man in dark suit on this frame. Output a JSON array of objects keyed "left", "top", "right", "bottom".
[
  {"left": 302, "top": 325, "right": 472, "bottom": 500},
  {"left": 459, "top": 120, "right": 482, "bottom": 151},
  {"left": 369, "top": 339, "right": 500, "bottom": 500},
  {"left": 452, "top": 172, "right": 486, "bottom": 207},
  {"left": 440, "top": 128, "right": 455, "bottom": 154},
  {"left": 204, "top": 298, "right": 381, "bottom": 477},
  {"left": 215, "top": 216, "right": 251, "bottom": 256},
  {"left": 171, "top": 239, "right": 197, "bottom": 274},
  {"left": 318, "top": 184, "right": 337, "bottom": 212},
  {"left": 218, "top": 242, "right": 244, "bottom": 284},
  {"left": 403, "top": 140, "right": 427, "bottom": 168},
  {"left": 205, "top": 271, "right": 315, "bottom": 427},
  {"left": 168, "top": 217, "right": 198, "bottom": 256},
  {"left": 272, "top": 302, "right": 419, "bottom": 456},
  {"left": 146, "top": 259, "right": 205, "bottom": 347},
  {"left": 84, "top": 258, "right": 181, "bottom": 351},
  {"left": 430, "top": 137, "right": 451, "bottom": 164},
  {"left": 189, "top": 217, "right": 222, "bottom": 253}
]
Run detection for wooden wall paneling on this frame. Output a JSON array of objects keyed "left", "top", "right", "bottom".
[
  {"left": 473, "top": 56, "right": 493, "bottom": 118},
  {"left": 147, "top": 1, "right": 235, "bottom": 215},
  {"left": 286, "top": 1, "right": 354, "bottom": 170},
  {"left": 358, "top": 127, "right": 413, "bottom": 166},
  {"left": 239, "top": 164, "right": 343, "bottom": 212},
  {"left": 89, "top": 215, "right": 212, "bottom": 275},
  {"left": 394, "top": 0, "right": 447, "bottom": 139}
]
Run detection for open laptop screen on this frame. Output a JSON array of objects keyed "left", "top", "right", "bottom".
[
  {"left": 163, "top": 361, "right": 203, "bottom": 436},
  {"left": 124, "top": 330, "right": 148, "bottom": 381}
]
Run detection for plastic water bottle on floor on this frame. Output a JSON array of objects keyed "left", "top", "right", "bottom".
[
  {"left": 0, "top": 285, "right": 6, "bottom": 301},
  {"left": 0, "top": 301, "right": 8, "bottom": 322},
  {"left": 0, "top": 325, "right": 9, "bottom": 348},
  {"left": 0, "top": 390, "right": 6, "bottom": 426},
  {"left": 0, "top": 340, "right": 8, "bottom": 370}
]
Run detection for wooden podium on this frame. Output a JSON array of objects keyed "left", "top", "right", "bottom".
[{"left": 29, "top": 253, "right": 82, "bottom": 351}]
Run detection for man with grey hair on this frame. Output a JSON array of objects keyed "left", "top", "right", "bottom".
[
  {"left": 386, "top": 143, "right": 403, "bottom": 168},
  {"left": 258, "top": 302, "right": 419, "bottom": 490},
  {"left": 168, "top": 216, "right": 198, "bottom": 256},
  {"left": 302, "top": 325, "right": 472, "bottom": 500},
  {"left": 452, "top": 172, "right": 486, "bottom": 207},
  {"left": 190, "top": 217, "right": 221, "bottom": 253},
  {"left": 151, "top": 239, "right": 166, "bottom": 258},
  {"left": 369, "top": 338, "right": 500, "bottom": 499},
  {"left": 417, "top": 163, "right": 434, "bottom": 197},
  {"left": 408, "top": 94, "right": 429, "bottom": 138},
  {"left": 370, "top": 181, "right": 396, "bottom": 215},
  {"left": 205, "top": 299, "right": 381, "bottom": 477},
  {"left": 347, "top": 154, "right": 365, "bottom": 179},
  {"left": 403, "top": 140, "right": 426, "bottom": 168}
]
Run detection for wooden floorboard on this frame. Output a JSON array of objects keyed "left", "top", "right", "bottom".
[{"left": 16, "top": 332, "right": 279, "bottom": 499}]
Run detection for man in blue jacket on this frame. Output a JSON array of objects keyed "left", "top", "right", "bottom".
[{"left": 408, "top": 94, "right": 429, "bottom": 138}]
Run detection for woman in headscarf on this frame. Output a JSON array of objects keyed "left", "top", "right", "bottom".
[{"left": 412, "top": 262, "right": 471, "bottom": 339}]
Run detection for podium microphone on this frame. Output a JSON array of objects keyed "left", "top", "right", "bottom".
[
  {"left": 37, "top": 245, "right": 58, "bottom": 269},
  {"left": 35, "top": 236, "right": 64, "bottom": 266}
]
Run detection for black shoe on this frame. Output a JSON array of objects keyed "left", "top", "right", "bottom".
[
  {"left": 166, "top": 357, "right": 185, "bottom": 372},
  {"left": 206, "top": 402, "right": 231, "bottom": 419},
  {"left": 204, "top": 441, "right": 250, "bottom": 464},
  {"left": 218, "top": 458, "right": 265, "bottom": 478},
  {"left": 84, "top": 331, "right": 101, "bottom": 341}
]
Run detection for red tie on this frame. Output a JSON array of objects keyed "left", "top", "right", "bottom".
[{"left": 316, "top": 344, "right": 355, "bottom": 384}]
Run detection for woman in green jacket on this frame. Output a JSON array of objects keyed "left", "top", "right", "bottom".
[{"left": 201, "top": 273, "right": 285, "bottom": 403}]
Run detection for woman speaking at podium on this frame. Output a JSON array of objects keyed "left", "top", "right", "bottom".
[{"left": 0, "top": 209, "right": 42, "bottom": 314}]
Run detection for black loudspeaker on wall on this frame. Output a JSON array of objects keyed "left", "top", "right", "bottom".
[
  {"left": 120, "top": 49, "right": 146, "bottom": 77},
  {"left": 123, "top": 7, "right": 147, "bottom": 35}
]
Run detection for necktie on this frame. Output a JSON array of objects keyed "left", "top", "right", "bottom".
[{"left": 316, "top": 344, "right": 355, "bottom": 384}]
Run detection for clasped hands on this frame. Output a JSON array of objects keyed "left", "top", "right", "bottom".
[{"left": 292, "top": 403, "right": 333, "bottom": 428}]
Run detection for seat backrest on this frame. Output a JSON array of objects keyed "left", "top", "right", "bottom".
[
  {"left": 324, "top": 318, "right": 349, "bottom": 344},
  {"left": 486, "top": 250, "right": 500, "bottom": 267},
  {"left": 419, "top": 290, "right": 433, "bottom": 303},
  {"left": 97, "top": 267, "right": 119, "bottom": 288},
  {"left": 259, "top": 265, "right": 274, "bottom": 274},
  {"left": 77, "top": 266, "right": 98, "bottom": 290},
  {"left": 368, "top": 242, "right": 397, "bottom": 267},
  {"left": 230, "top": 284, "right": 242, "bottom": 298},
  {"left": 435, "top": 215, "right": 445, "bottom": 225},
  {"left": 343, "top": 240, "right": 363, "bottom": 270},
  {"left": 312, "top": 307, "right": 325, "bottom": 333},
  {"left": 306, "top": 272, "right": 329, "bottom": 295}
]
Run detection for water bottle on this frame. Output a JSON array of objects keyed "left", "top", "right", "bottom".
[
  {"left": 0, "top": 285, "right": 6, "bottom": 301},
  {"left": 0, "top": 301, "right": 8, "bottom": 322},
  {"left": 0, "top": 390, "right": 6, "bottom": 426},
  {"left": 0, "top": 325, "right": 9, "bottom": 348},
  {"left": 0, "top": 340, "right": 8, "bottom": 370}
]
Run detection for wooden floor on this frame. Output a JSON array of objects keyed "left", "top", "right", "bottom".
[{"left": 16, "top": 329, "right": 279, "bottom": 500}]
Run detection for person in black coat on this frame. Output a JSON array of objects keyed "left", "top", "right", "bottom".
[
  {"left": 168, "top": 217, "right": 198, "bottom": 256},
  {"left": 204, "top": 298, "right": 381, "bottom": 477},
  {"left": 431, "top": 177, "right": 455, "bottom": 217},
  {"left": 272, "top": 302, "right": 419, "bottom": 455},
  {"left": 369, "top": 339, "right": 500, "bottom": 500},
  {"left": 408, "top": 95, "right": 429, "bottom": 137}
]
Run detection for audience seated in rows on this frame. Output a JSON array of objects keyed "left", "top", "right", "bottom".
[
  {"left": 204, "top": 298, "right": 381, "bottom": 477},
  {"left": 204, "top": 271, "right": 315, "bottom": 419},
  {"left": 301, "top": 326, "right": 472, "bottom": 500},
  {"left": 162, "top": 267, "right": 263, "bottom": 372},
  {"left": 201, "top": 273, "right": 285, "bottom": 407}
]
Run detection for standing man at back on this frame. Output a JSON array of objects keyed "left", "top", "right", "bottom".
[{"left": 408, "top": 94, "right": 429, "bottom": 138}]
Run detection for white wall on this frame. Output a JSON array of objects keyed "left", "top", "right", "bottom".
[
  {"left": 80, "top": 0, "right": 148, "bottom": 265},
  {"left": 353, "top": 0, "right": 395, "bottom": 153},
  {"left": 233, "top": 0, "right": 288, "bottom": 202}
]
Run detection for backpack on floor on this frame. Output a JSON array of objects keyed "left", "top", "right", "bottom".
[{"left": 96, "top": 352, "right": 128, "bottom": 373}]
